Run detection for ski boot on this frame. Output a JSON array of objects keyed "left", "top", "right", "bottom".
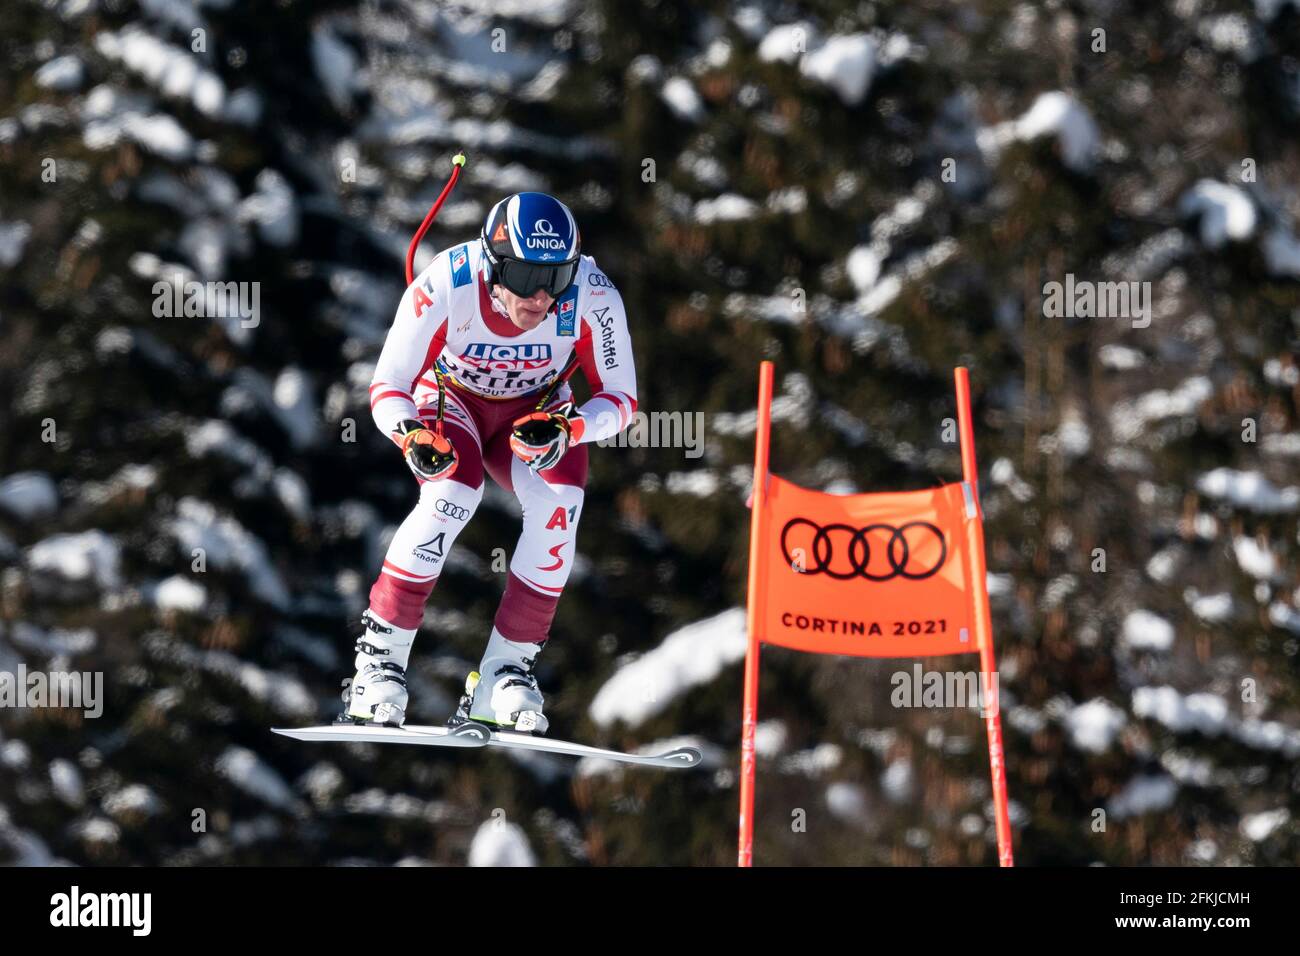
[
  {"left": 338, "top": 610, "right": 417, "bottom": 727},
  {"left": 448, "top": 628, "right": 549, "bottom": 735}
]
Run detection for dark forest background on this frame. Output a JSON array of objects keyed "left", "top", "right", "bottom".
[{"left": 1, "top": 0, "right": 1298, "bottom": 865}]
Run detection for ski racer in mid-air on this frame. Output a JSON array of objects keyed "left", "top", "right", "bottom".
[{"left": 340, "top": 192, "right": 637, "bottom": 735}]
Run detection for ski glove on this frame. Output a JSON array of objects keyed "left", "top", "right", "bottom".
[
  {"left": 395, "top": 419, "right": 458, "bottom": 481},
  {"left": 510, "top": 403, "right": 579, "bottom": 472}
]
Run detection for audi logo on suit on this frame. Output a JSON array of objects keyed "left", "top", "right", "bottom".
[{"left": 435, "top": 498, "right": 471, "bottom": 520}]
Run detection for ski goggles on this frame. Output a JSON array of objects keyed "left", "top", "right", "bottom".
[{"left": 494, "top": 256, "right": 579, "bottom": 298}]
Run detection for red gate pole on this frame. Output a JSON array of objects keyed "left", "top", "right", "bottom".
[
  {"left": 954, "top": 367, "right": 1014, "bottom": 867},
  {"left": 739, "top": 361, "right": 775, "bottom": 867}
]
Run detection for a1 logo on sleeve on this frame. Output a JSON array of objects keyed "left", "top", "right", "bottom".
[
  {"left": 412, "top": 277, "right": 436, "bottom": 318},
  {"left": 449, "top": 245, "right": 472, "bottom": 288}
]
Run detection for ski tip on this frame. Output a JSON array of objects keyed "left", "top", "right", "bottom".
[{"left": 655, "top": 747, "right": 704, "bottom": 768}]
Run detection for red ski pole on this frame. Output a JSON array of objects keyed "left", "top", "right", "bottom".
[
  {"left": 405, "top": 153, "right": 466, "bottom": 444},
  {"left": 406, "top": 151, "right": 467, "bottom": 286}
]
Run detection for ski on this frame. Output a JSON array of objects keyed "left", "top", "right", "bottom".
[
  {"left": 462, "top": 725, "right": 703, "bottom": 769},
  {"left": 271, "top": 721, "right": 491, "bottom": 748},
  {"left": 272, "top": 722, "right": 703, "bottom": 769}
]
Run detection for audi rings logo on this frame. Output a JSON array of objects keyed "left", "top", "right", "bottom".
[
  {"left": 780, "top": 519, "right": 947, "bottom": 580},
  {"left": 435, "top": 498, "right": 470, "bottom": 520},
  {"left": 587, "top": 272, "right": 614, "bottom": 288}
]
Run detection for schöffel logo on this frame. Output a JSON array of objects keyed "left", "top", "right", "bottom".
[
  {"left": 435, "top": 498, "right": 470, "bottom": 520},
  {"left": 461, "top": 342, "right": 552, "bottom": 369},
  {"left": 414, "top": 532, "right": 445, "bottom": 562},
  {"left": 780, "top": 519, "right": 947, "bottom": 580},
  {"left": 592, "top": 307, "right": 618, "bottom": 368}
]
